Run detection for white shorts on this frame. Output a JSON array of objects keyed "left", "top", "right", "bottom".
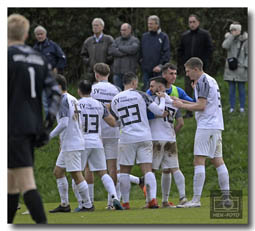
[
  {"left": 118, "top": 141, "right": 153, "bottom": 166},
  {"left": 152, "top": 141, "right": 179, "bottom": 170},
  {"left": 81, "top": 148, "right": 107, "bottom": 171},
  {"left": 102, "top": 138, "right": 118, "bottom": 160},
  {"left": 56, "top": 150, "right": 83, "bottom": 172},
  {"left": 194, "top": 129, "right": 223, "bottom": 159}
]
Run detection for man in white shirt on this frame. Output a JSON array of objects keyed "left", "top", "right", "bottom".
[
  {"left": 111, "top": 72, "right": 166, "bottom": 209},
  {"left": 173, "top": 57, "right": 230, "bottom": 208},
  {"left": 148, "top": 77, "right": 187, "bottom": 208},
  {"left": 76, "top": 80, "right": 123, "bottom": 211},
  {"left": 49, "top": 74, "right": 93, "bottom": 213}
]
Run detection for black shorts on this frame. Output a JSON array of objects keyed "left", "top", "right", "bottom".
[{"left": 8, "top": 135, "right": 35, "bottom": 169}]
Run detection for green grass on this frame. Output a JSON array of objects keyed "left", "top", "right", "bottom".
[{"left": 14, "top": 196, "right": 248, "bottom": 224}]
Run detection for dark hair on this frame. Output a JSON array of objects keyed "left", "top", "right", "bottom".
[
  {"left": 122, "top": 72, "right": 137, "bottom": 85},
  {"left": 56, "top": 74, "right": 67, "bottom": 91},
  {"left": 184, "top": 57, "right": 203, "bottom": 70},
  {"left": 161, "top": 63, "right": 177, "bottom": 73},
  {"left": 93, "top": 63, "right": 110, "bottom": 76},
  {"left": 78, "top": 80, "right": 92, "bottom": 95},
  {"left": 189, "top": 14, "right": 200, "bottom": 22},
  {"left": 150, "top": 76, "right": 167, "bottom": 87}
]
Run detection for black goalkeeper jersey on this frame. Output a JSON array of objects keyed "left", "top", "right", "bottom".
[{"left": 8, "top": 44, "right": 61, "bottom": 136}]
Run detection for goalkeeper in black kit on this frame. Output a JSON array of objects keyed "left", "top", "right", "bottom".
[{"left": 8, "top": 14, "right": 61, "bottom": 224}]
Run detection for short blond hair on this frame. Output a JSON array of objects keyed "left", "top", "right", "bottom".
[{"left": 8, "top": 14, "right": 30, "bottom": 41}]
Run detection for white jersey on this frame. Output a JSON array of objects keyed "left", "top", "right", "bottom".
[
  {"left": 194, "top": 73, "right": 224, "bottom": 130},
  {"left": 57, "top": 93, "right": 84, "bottom": 152},
  {"left": 91, "top": 81, "right": 120, "bottom": 138},
  {"left": 150, "top": 94, "right": 177, "bottom": 142},
  {"left": 111, "top": 88, "right": 165, "bottom": 144},
  {"left": 78, "top": 97, "right": 109, "bottom": 148}
]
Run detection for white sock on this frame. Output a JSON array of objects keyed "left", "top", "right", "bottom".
[
  {"left": 116, "top": 173, "right": 121, "bottom": 200},
  {"left": 193, "top": 165, "right": 205, "bottom": 202},
  {"left": 216, "top": 164, "right": 230, "bottom": 193},
  {"left": 145, "top": 172, "right": 157, "bottom": 201},
  {"left": 72, "top": 179, "right": 83, "bottom": 208},
  {"left": 107, "top": 193, "right": 113, "bottom": 206},
  {"left": 77, "top": 181, "right": 92, "bottom": 208},
  {"left": 161, "top": 173, "right": 171, "bottom": 202},
  {"left": 88, "top": 184, "right": 94, "bottom": 203},
  {"left": 129, "top": 174, "right": 140, "bottom": 185},
  {"left": 173, "top": 170, "right": 186, "bottom": 199},
  {"left": 56, "top": 177, "right": 69, "bottom": 206},
  {"left": 101, "top": 174, "right": 118, "bottom": 201},
  {"left": 119, "top": 173, "right": 130, "bottom": 203}
]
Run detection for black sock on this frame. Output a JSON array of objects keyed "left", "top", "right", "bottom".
[
  {"left": 23, "top": 189, "right": 47, "bottom": 224},
  {"left": 8, "top": 193, "right": 20, "bottom": 223}
]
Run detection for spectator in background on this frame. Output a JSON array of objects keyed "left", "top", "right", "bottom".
[
  {"left": 222, "top": 22, "right": 248, "bottom": 113},
  {"left": 177, "top": 14, "right": 213, "bottom": 118},
  {"left": 109, "top": 23, "right": 140, "bottom": 90},
  {"left": 34, "top": 25, "right": 66, "bottom": 74},
  {"left": 140, "top": 15, "right": 170, "bottom": 91},
  {"left": 34, "top": 25, "right": 66, "bottom": 117},
  {"left": 81, "top": 18, "right": 114, "bottom": 83}
]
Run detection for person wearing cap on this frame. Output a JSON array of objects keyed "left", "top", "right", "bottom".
[{"left": 222, "top": 22, "right": 248, "bottom": 113}]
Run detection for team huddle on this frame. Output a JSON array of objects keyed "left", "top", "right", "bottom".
[{"left": 8, "top": 13, "right": 231, "bottom": 224}]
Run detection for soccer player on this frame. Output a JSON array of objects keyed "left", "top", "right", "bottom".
[
  {"left": 90, "top": 63, "right": 121, "bottom": 209},
  {"left": 111, "top": 72, "right": 166, "bottom": 209},
  {"left": 77, "top": 80, "right": 123, "bottom": 211},
  {"left": 173, "top": 57, "right": 230, "bottom": 208},
  {"left": 8, "top": 14, "right": 61, "bottom": 224},
  {"left": 49, "top": 74, "right": 94, "bottom": 213},
  {"left": 148, "top": 77, "right": 187, "bottom": 208}
]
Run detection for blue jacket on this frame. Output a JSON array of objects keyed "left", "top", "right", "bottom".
[
  {"left": 33, "top": 38, "right": 66, "bottom": 71},
  {"left": 140, "top": 30, "right": 170, "bottom": 73}
]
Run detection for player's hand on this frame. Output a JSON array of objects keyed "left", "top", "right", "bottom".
[
  {"left": 156, "top": 91, "right": 165, "bottom": 98},
  {"left": 172, "top": 99, "right": 183, "bottom": 108},
  {"left": 162, "top": 110, "right": 169, "bottom": 118},
  {"left": 170, "top": 96, "right": 179, "bottom": 100},
  {"left": 191, "top": 80, "right": 196, "bottom": 89}
]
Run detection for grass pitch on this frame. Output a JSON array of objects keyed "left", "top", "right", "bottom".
[{"left": 14, "top": 196, "right": 248, "bottom": 225}]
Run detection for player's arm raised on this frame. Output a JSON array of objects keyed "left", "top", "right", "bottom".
[{"left": 147, "top": 91, "right": 166, "bottom": 116}]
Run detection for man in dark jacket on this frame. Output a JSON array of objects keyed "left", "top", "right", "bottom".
[
  {"left": 34, "top": 25, "right": 66, "bottom": 117},
  {"left": 33, "top": 25, "right": 66, "bottom": 74},
  {"left": 177, "top": 14, "right": 213, "bottom": 118},
  {"left": 109, "top": 23, "right": 140, "bottom": 90},
  {"left": 81, "top": 18, "right": 114, "bottom": 83},
  {"left": 140, "top": 15, "right": 170, "bottom": 91}
]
